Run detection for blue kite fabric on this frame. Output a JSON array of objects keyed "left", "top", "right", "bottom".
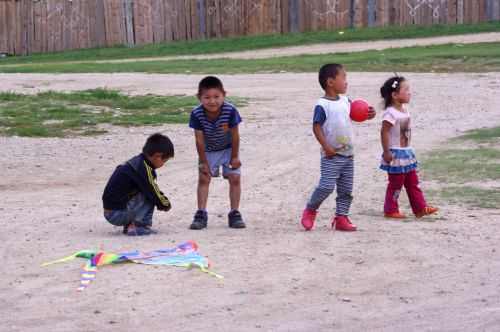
[{"left": 42, "top": 241, "right": 223, "bottom": 291}]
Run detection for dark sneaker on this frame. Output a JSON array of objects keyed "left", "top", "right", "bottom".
[
  {"left": 228, "top": 210, "right": 246, "bottom": 229},
  {"left": 126, "top": 225, "right": 154, "bottom": 236},
  {"left": 143, "top": 225, "right": 158, "bottom": 234},
  {"left": 190, "top": 210, "right": 208, "bottom": 230}
]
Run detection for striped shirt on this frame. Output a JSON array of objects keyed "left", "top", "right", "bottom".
[{"left": 189, "top": 102, "right": 242, "bottom": 152}]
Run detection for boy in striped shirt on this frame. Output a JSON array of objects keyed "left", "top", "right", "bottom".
[{"left": 189, "top": 76, "right": 246, "bottom": 230}]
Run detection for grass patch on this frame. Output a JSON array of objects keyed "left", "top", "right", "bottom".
[
  {"left": 455, "top": 126, "right": 500, "bottom": 142},
  {"left": 422, "top": 125, "right": 500, "bottom": 210},
  {"left": 427, "top": 186, "right": 500, "bottom": 209},
  {"left": 421, "top": 148, "right": 500, "bottom": 183},
  {"left": 2, "top": 42, "right": 500, "bottom": 74},
  {"left": 1, "top": 22, "right": 499, "bottom": 65},
  {"left": 0, "top": 89, "right": 247, "bottom": 137}
]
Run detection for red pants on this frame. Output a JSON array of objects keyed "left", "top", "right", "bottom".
[{"left": 384, "top": 170, "right": 426, "bottom": 214}]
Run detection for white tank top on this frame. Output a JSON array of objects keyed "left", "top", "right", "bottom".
[{"left": 316, "top": 96, "right": 354, "bottom": 157}]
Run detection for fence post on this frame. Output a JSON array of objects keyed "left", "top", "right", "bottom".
[
  {"left": 124, "top": 0, "right": 134, "bottom": 47},
  {"left": 349, "top": 0, "right": 356, "bottom": 28},
  {"left": 367, "top": 0, "right": 376, "bottom": 27},
  {"left": 197, "top": 0, "right": 206, "bottom": 38},
  {"left": 457, "top": 0, "right": 464, "bottom": 23},
  {"left": 289, "top": 0, "right": 299, "bottom": 32}
]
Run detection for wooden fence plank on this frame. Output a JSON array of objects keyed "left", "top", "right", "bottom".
[
  {"left": 31, "top": 1, "right": 41, "bottom": 53},
  {"left": 163, "top": 0, "right": 174, "bottom": 41},
  {"left": 379, "top": 0, "right": 389, "bottom": 26},
  {"left": 20, "top": 0, "right": 32, "bottom": 55},
  {"left": 70, "top": 0, "right": 79, "bottom": 49},
  {"left": 205, "top": 0, "right": 220, "bottom": 38},
  {"left": 47, "top": 0, "right": 63, "bottom": 52},
  {"left": 288, "top": 0, "right": 300, "bottom": 32},
  {"left": 7, "top": 0, "right": 15, "bottom": 54},
  {"left": 151, "top": 0, "right": 166, "bottom": 42},
  {"left": 1, "top": 0, "right": 500, "bottom": 55},
  {"left": 134, "top": 0, "right": 154, "bottom": 45},
  {"left": 494, "top": 0, "right": 500, "bottom": 20},
  {"left": 195, "top": 0, "right": 206, "bottom": 38},
  {"left": 104, "top": 0, "right": 126, "bottom": 46},
  {"left": 353, "top": 0, "right": 366, "bottom": 28},
  {"left": 447, "top": 0, "right": 458, "bottom": 24},
  {"left": 88, "top": 0, "right": 106, "bottom": 48},
  {"left": 0, "top": 1, "right": 6, "bottom": 53}
]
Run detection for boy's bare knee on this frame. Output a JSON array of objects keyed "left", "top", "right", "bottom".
[
  {"left": 198, "top": 173, "right": 211, "bottom": 185},
  {"left": 227, "top": 174, "right": 241, "bottom": 185}
]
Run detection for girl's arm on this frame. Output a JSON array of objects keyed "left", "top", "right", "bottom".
[
  {"left": 230, "top": 126, "right": 241, "bottom": 169},
  {"left": 313, "top": 123, "right": 336, "bottom": 158},
  {"left": 194, "top": 130, "right": 210, "bottom": 175},
  {"left": 381, "top": 121, "right": 393, "bottom": 163}
]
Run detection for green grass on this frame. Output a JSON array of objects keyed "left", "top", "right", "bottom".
[
  {"left": 421, "top": 148, "right": 500, "bottom": 183},
  {"left": 2, "top": 42, "right": 499, "bottom": 74},
  {"left": 0, "top": 89, "right": 247, "bottom": 137},
  {"left": 422, "top": 125, "right": 500, "bottom": 210},
  {"left": 455, "top": 125, "right": 500, "bottom": 142},
  {"left": 1, "top": 22, "right": 499, "bottom": 65},
  {"left": 427, "top": 186, "right": 500, "bottom": 209}
]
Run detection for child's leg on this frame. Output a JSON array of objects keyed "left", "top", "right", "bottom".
[
  {"left": 104, "top": 210, "right": 130, "bottom": 226},
  {"left": 306, "top": 157, "right": 340, "bottom": 210},
  {"left": 384, "top": 173, "right": 405, "bottom": 214},
  {"left": 403, "top": 170, "right": 427, "bottom": 215},
  {"left": 220, "top": 148, "right": 242, "bottom": 211},
  {"left": 127, "top": 192, "right": 154, "bottom": 227},
  {"left": 335, "top": 157, "right": 354, "bottom": 216},
  {"left": 197, "top": 170, "right": 211, "bottom": 210},
  {"left": 227, "top": 174, "right": 241, "bottom": 210}
]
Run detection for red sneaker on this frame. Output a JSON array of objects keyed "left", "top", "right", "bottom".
[
  {"left": 332, "top": 215, "right": 357, "bottom": 232},
  {"left": 301, "top": 208, "right": 317, "bottom": 231},
  {"left": 384, "top": 211, "right": 407, "bottom": 219},
  {"left": 415, "top": 206, "right": 439, "bottom": 218}
]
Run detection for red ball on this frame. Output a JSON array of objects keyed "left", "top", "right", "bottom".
[{"left": 350, "top": 99, "right": 369, "bottom": 122}]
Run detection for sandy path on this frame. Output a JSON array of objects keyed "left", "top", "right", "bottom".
[
  {"left": 109, "top": 32, "right": 500, "bottom": 62},
  {"left": 1, "top": 32, "right": 499, "bottom": 68},
  {"left": 1, "top": 72, "right": 500, "bottom": 331}
]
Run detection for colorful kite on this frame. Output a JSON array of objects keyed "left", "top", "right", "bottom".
[{"left": 42, "top": 241, "right": 222, "bottom": 291}]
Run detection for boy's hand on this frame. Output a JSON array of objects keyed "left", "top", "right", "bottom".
[
  {"left": 367, "top": 106, "right": 376, "bottom": 120},
  {"left": 383, "top": 151, "right": 393, "bottom": 163},
  {"left": 230, "top": 157, "right": 241, "bottom": 169},
  {"left": 324, "top": 145, "right": 337, "bottom": 159},
  {"left": 198, "top": 162, "right": 210, "bottom": 176}
]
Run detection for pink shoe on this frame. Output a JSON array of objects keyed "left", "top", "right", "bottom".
[
  {"left": 332, "top": 215, "right": 357, "bottom": 232},
  {"left": 301, "top": 208, "right": 317, "bottom": 231}
]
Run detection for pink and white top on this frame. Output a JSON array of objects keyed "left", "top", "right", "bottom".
[{"left": 382, "top": 106, "right": 411, "bottom": 149}]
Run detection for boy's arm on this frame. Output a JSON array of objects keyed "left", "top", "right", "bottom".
[
  {"left": 381, "top": 121, "right": 393, "bottom": 163},
  {"left": 367, "top": 106, "right": 376, "bottom": 119},
  {"left": 195, "top": 130, "right": 210, "bottom": 175},
  {"left": 313, "top": 123, "right": 336, "bottom": 158},
  {"left": 144, "top": 162, "right": 171, "bottom": 211},
  {"left": 230, "top": 125, "right": 241, "bottom": 169},
  {"left": 137, "top": 161, "right": 172, "bottom": 211}
]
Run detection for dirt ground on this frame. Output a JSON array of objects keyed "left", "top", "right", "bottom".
[{"left": 1, "top": 72, "right": 500, "bottom": 332}]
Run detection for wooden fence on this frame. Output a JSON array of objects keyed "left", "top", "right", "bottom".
[{"left": 1, "top": 0, "right": 500, "bottom": 55}]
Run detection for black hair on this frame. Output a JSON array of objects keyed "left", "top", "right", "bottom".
[
  {"left": 197, "top": 76, "right": 225, "bottom": 97},
  {"left": 380, "top": 76, "right": 406, "bottom": 108},
  {"left": 142, "top": 133, "right": 174, "bottom": 159},
  {"left": 318, "top": 63, "right": 344, "bottom": 90}
]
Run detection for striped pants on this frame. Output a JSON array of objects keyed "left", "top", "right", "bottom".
[{"left": 306, "top": 155, "right": 354, "bottom": 216}]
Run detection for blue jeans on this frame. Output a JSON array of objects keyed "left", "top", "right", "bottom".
[{"left": 104, "top": 193, "right": 154, "bottom": 227}]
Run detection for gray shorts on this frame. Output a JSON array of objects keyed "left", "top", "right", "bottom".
[{"left": 204, "top": 148, "right": 241, "bottom": 178}]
